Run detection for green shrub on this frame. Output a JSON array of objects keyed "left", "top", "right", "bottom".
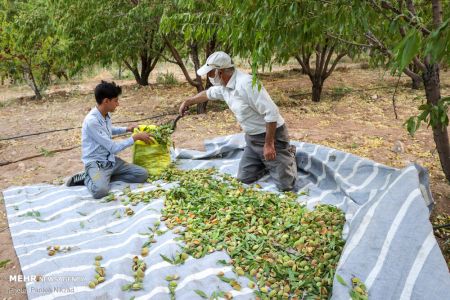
[
  {"left": 331, "top": 86, "right": 353, "bottom": 99},
  {"left": 156, "top": 72, "right": 178, "bottom": 85}
]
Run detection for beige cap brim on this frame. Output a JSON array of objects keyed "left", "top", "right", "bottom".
[{"left": 197, "top": 64, "right": 215, "bottom": 76}]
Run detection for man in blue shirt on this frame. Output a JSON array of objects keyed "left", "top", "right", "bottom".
[{"left": 66, "top": 81, "right": 151, "bottom": 199}]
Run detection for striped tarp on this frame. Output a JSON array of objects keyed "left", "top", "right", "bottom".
[{"left": 2, "top": 133, "right": 449, "bottom": 299}]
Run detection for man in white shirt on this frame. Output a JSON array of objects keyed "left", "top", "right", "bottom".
[{"left": 179, "top": 51, "right": 298, "bottom": 191}]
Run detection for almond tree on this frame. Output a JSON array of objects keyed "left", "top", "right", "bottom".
[
  {"left": 56, "top": 0, "right": 165, "bottom": 86},
  {"left": 0, "top": 0, "right": 70, "bottom": 99},
  {"left": 160, "top": 0, "right": 227, "bottom": 113},
  {"left": 349, "top": 0, "right": 450, "bottom": 181},
  {"left": 223, "top": 1, "right": 355, "bottom": 102}
]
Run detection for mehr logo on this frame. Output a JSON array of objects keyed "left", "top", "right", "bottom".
[
  {"left": 9, "top": 275, "right": 85, "bottom": 282},
  {"left": 9, "top": 275, "right": 43, "bottom": 282}
]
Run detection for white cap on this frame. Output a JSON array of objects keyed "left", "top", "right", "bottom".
[{"left": 197, "top": 51, "right": 234, "bottom": 76}]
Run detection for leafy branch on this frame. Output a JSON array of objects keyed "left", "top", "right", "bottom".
[{"left": 405, "top": 96, "right": 450, "bottom": 135}]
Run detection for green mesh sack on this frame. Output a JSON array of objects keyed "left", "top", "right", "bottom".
[{"left": 132, "top": 125, "right": 171, "bottom": 176}]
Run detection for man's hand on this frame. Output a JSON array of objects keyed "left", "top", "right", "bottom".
[
  {"left": 179, "top": 100, "right": 190, "bottom": 116},
  {"left": 179, "top": 92, "right": 208, "bottom": 116},
  {"left": 263, "top": 142, "right": 276, "bottom": 161},
  {"left": 132, "top": 132, "right": 153, "bottom": 144},
  {"left": 126, "top": 125, "right": 136, "bottom": 133},
  {"left": 264, "top": 122, "right": 277, "bottom": 161}
]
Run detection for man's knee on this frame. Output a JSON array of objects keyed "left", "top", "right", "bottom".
[
  {"left": 237, "top": 169, "right": 266, "bottom": 185},
  {"left": 237, "top": 175, "right": 257, "bottom": 185},
  {"left": 272, "top": 156, "right": 298, "bottom": 191},
  {"left": 276, "top": 179, "right": 296, "bottom": 192},
  {"left": 90, "top": 185, "right": 109, "bottom": 199},
  {"left": 134, "top": 166, "right": 149, "bottom": 183}
]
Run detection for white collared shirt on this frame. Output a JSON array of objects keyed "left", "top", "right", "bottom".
[{"left": 206, "top": 70, "right": 284, "bottom": 135}]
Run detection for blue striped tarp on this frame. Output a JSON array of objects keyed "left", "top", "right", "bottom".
[{"left": 3, "top": 133, "right": 449, "bottom": 299}]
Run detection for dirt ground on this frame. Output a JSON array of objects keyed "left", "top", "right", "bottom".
[{"left": 0, "top": 62, "right": 449, "bottom": 299}]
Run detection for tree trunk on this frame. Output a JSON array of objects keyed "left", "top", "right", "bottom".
[
  {"left": 408, "top": 63, "right": 422, "bottom": 89},
  {"left": 196, "top": 35, "right": 217, "bottom": 114},
  {"left": 138, "top": 73, "right": 149, "bottom": 86},
  {"left": 139, "top": 54, "right": 150, "bottom": 86},
  {"left": 42, "top": 63, "right": 52, "bottom": 87},
  {"left": 131, "top": 71, "right": 144, "bottom": 85},
  {"left": 296, "top": 43, "right": 345, "bottom": 103},
  {"left": 426, "top": 0, "right": 450, "bottom": 182},
  {"left": 127, "top": 64, "right": 142, "bottom": 85},
  {"left": 189, "top": 42, "right": 208, "bottom": 114},
  {"left": 23, "top": 64, "right": 42, "bottom": 100},
  {"left": 163, "top": 36, "right": 203, "bottom": 90},
  {"left": 197, "top": 77, "right": 212, "bottom": 113},
  {"left": 411, "top": 76, "right": 421, "bottom": 89},
  {"left": 123, "top": 59, "right": 148, "bottom": 86},
  {"left": 55, "top": 70, "right": 69, "bottom": 81},
  {"left": 423, "top": 63, "right": 450, "bottom": 181},
  {"left": 312, "top": 77, "right": 323, "bottom": 102},
  {"left": 196, "top": 94, "right": 207, "bottom": 113}
]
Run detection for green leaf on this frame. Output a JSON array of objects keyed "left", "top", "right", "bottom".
[
  {"left": 217, "top": 275, "right": 232, "bottom": 283},
  {"left": 142, "top": 240, "right": 152, "bottom": 248},
  {"left": 194, "top": 289, "right": 208, "bottom": 298},
  {"left": 350, "top": 290, "right": 360, "bottom": 300},
  {"left": 388, "top": 19, "right": 398, "bottom": 34},
  {"left": 418, "top": 109, "right": 430, "bottom": 122},
  {"left": 216, "top": 259, "right": 230, "bottom": 266},
  {"left": 405, "top": 117, "right": 417, "bottom": 136},
  {"left": 19, "top": 210, "right": 41, "bottom": 218},
  {"left": 337, "top": 274, "right": 348, "bottom": 287},
  {"left": 399, "top": 30, "right": 420, "bottom": 71},
  {"left": 160, "top": 254, "right": 174, "bottom": 264},
  {"left": 418, "top": 104, "right": 429, "bottom": 111},
  {"left": 39, "top": 148, "right": 55, "bottom": 157},
  {"left": 430, "top": 106, "right": 439, "bottom": 128},
  {"left": 425, "top": 19, "right": 449, "bottom": 63},
  {"left": 0, "top": 259, "right": 11, "bottom": 269},
  {"left": 210, "top": 290, "right": 225, "bottom": 299},
  {"left": 440, "top": 110, "right": 448, "bottom": 125}
]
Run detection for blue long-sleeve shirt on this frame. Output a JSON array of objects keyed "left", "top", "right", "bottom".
[{"left": 81, "top": 107, "right": 134, "bottom": 165}]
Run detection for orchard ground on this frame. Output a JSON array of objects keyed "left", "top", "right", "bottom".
[{"left": 0, "top": 61, "right": 449, "bottom": 298}]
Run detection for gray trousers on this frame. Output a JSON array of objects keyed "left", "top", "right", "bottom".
[
  {"left": 237, "top": 125, "right": 298, "bottom": 191},
  {"left": 84, "top": 157, "right": 148, "bottom": 199}
]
